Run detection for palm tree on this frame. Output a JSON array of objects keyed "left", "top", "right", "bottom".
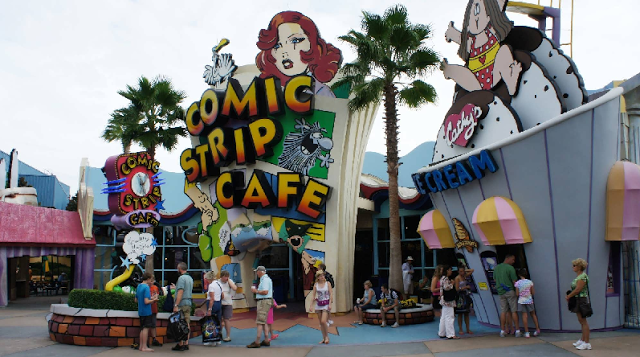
[
  {"left": 117, "top": 76, "right": 187, "bottom": 159},
  {"left": 333, "top": 5, "right": 439, "bottom": 292},
  {"left": 102, "top": 106, "right": 142, "bottom": 154},
  {"left": 103, "top": 76, "right": 188, "bottom": 275}
]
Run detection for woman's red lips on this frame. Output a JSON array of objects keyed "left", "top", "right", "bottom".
[{"left": 282, "top": 59, "right": 293, "bottom": 69}]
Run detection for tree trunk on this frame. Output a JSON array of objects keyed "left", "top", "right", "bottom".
[
  {"left": 145, "top": 146, "right": 157, "bottom": 275},
  {"left": 123, "top": 143, "right": 131, "bottom": 154},
  {"left": 384, "top": 84, "right": 403, "bottom": 293}
]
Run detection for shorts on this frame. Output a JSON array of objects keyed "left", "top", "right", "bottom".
[
  {"left": 570, "top": 297, "right": 589, "bottom": 314},
  {"left": 208, "top": 300, "right": 222, "bottom": 319},
  {"left": 518, "top": 303, "right": 535, "bottom": 313},
  {"left": 256, "top": 298, "right": 273, "bottom": 325},
  {"left": 221, "top": 305, "right": 233, "bottom": 319},
  {"left": 356, "top": 303, "right": 377, "bottom": 311},
  {"left": 140, "top": 314, "right": 155, "bottom": 328},
  {"left": 499, "top": 290, "right": 518, "bottom": 313},
  {"left": 179, "top": 305, "right": 192, "bottom": 325},
  {"left": 432, "top": 295, "right": 442, "bottom": 310}
]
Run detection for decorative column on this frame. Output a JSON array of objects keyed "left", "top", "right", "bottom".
[{"left": 622, "top": 73, "right": 640, "bottom": 328}]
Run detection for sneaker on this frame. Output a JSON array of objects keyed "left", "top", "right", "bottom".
[
  {"left": 271, "top": 333, "right": 279, "bottom": 340},
  {"left": 172, "top": 344, "right": 184, "bottom": 351},
  {"left": 216, "top": 341, "right": 222, "bottom": 346},
  {"left": 183, "top": 345, "right": 189, "bottom": 351},
  {"left": 500, "top": 331, "right": 506, "bottom": 338},
  {"left": 203, "top": 342, "right": 212, "bottom": 346},
  {"left": 391, "top": 322, "right": 399, "bottom": 328},
  {"left": 151, "top": 339, "right": 162, "bottom": 347},
  {"left": 576, "top": 343, "right": 592, "bottom": 350},
  {"left": 515, "top": 331, "right": 522, "bottom": 338},
  {"left": 223, "top": 337, "right": 231, "bottom": 342},
  {"left": 573, "top": 339, "right": 584, "bottom": 347},
  {"left": 260, "top": 340, "right": 271, "bottom": 347},
  {"left": 533, "top": 330, "right": 540, "bottom": 337},
  {"left": 247, "top": 342, "right": 261, "bottom": 348},
  {"left": 381, "top": 322, "right": 386, "bottom": 328},
  {"left": 328, "top": 320, "right": 334, "bottom": 325},
  {"left": 524, "top": 332, "right": 530, "bottom": 338}
]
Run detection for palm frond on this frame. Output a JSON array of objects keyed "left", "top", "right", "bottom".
[
  {"left": 348, "top": 77, "right": 386, "bottom": 111},
  {"left": 398, "top": 80, "right": 437, "bottom": 108}
]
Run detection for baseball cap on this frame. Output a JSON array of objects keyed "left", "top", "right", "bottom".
[{"left": 254, "top": 266, "right": 267, "bottom": 272}]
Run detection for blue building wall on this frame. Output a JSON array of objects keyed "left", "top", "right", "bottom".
[{"left": 1, "top": 150, "right": 70, "bottom": 210}]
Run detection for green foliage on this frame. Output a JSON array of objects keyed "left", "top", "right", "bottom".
[
  {"left": 68, "top": 289, "right": 195, "bottom": 314},
  {"left": 102, "top": 76, "right": 188, "bottom": 157},
  {"left": 18, "top": 177, "right": 31, "bottom": 187},
  {"left": 332, "top": 4, "right": 440, "bottom": 111},
  {"left": 66, "top": 193, "right": 78, "bottom": 211}
]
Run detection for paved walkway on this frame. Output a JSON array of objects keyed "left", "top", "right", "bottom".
[{"left": 1, "top": 297, "right": 640, "bottom": 356}]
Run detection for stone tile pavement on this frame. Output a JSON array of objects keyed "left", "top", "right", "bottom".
[{"left": 1, "top": 298, "right": 640, "bottom": 357}]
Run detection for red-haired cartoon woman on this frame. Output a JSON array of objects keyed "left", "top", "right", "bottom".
[
  {"left": 442, "top": 0, "right": 522, "bottom": 95},
  {"left": 256, "top": 11, "right": 342, "bottom": 98}
]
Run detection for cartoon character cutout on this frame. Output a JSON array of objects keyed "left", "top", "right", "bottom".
[
  {"left": 279, "top": 220, "right": 318, "bottom": 290},
  {"left": 256, "top": 11, "right": 342, "bottom": 98},
  {"left": 185, "top": 180, "right": 219, "bottom": 231},
  {"left": 203, "top": 38, "right": 238, "bottom": 87},
  {"left": 279, "top": 118, "right": 334, "bottom": 175},
  {"left": 442, "top": 0, "right": 523, "bottom": 96}
]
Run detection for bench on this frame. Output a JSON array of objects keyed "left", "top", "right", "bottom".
[{"left": 363, "top": 303, "right": 435, "bottom": 325}]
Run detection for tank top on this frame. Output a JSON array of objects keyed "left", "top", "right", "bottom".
[
  {"left": 362, "top": 288, "right": 373, "bottom": 303},
  {"left": 315, "top": 282, "right": 330, "bottom": 310},
  {"left": 432, "top": 278, "right": 441, "bottom": 296}
]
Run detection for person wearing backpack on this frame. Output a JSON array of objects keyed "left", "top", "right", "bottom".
[
  {"left": 379, "top": 285, "right": 400, "bottom": 328},
  {"left": 136, "top": 273, "right": 159, "bottom": 352}
]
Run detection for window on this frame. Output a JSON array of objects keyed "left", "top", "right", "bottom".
[
  {"left": 403, "top": 216, "right": 421, "bottom": 239},
  {"left": 377, "top": 219, "right": 390, "bottom": 241},
  {"left": 607, "top": 241, "right": 621, "bottom": 296},
  {"left": 401, "top": 240, "right": 423, "bottom": 266}
]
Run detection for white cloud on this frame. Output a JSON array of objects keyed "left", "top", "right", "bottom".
[{"left": 1, "top": 0, "right": 637, "bottom": 194}]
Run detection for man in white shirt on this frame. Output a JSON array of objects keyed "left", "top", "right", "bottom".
[
  {"left": 219, "top": 270, "right": 237, "bottom": 342},
  {"left": 402, "top": 256, "right": 415, "bottom": 295}
]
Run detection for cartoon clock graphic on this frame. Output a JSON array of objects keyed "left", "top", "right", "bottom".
[{"left": 131, "top": 171, "right": 151, "bottom": 197}]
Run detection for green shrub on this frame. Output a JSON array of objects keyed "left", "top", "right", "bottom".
[{"left": 68, "top": 289, "right": 195, "bottom": 314}]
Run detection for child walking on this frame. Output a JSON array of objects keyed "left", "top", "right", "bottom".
[
  {"left": 514, "top": 269, "right": 541, "bottom": 338},
  {"left": 267, "top": 299, "right": 287, "bottom": 340}
]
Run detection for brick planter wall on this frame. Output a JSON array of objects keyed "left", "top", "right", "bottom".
[
  {"left": 48, "top": 305, "right": 202, "bottom": 347},
  {"left": 363, "top": 305, "right": 435, "bottom": 325}
]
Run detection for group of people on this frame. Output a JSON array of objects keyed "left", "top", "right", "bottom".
[
  {"left": 134, "top": 262, "right": 237, "bottom": 352},
  {"left": 132, "top": 255, "right": 593, "bottom": 351}
]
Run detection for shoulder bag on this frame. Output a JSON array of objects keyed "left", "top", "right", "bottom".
[{"left": 578, "top": 278, "right": 593, "bottom": 318}]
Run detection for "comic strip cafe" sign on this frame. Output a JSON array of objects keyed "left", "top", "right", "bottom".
[{"left": 180, "top": 75, "right": 332, "bottom": 220}]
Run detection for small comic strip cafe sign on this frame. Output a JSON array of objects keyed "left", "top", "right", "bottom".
[
  {"left": 103, "top": 152, "right": 163, "bottom": 229},
  {"left": 412, "top": 150, "right": 498, "bottom": 194}
]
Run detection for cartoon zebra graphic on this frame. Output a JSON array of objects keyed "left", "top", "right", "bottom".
[{"left": 278, "top": 118, "right": 334, "bottom": 175}]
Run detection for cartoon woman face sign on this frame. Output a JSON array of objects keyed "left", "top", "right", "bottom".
[
  {"left": 272, "top": 23, "right": 311, "bottom": 77},
  {"left": 256, "top": 11, "right": 342, "bottom": 97},
  {"left": 468, "top": 0, "right": 490, "bottom": 35}
]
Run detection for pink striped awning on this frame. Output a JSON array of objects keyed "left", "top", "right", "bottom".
[
  {"left": 472, "top": 196, "right": 532, "bottom": 246},
  {"left": 606, "top": 161, "right": 640, "bottom": 241}
]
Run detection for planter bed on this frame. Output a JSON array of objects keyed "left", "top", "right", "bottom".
[
  {"left": 363, "top": 303, "right": 434, "bottom": 325},
  {"left": 48, "top": 304, "right": 203, "bottom": 346}
]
